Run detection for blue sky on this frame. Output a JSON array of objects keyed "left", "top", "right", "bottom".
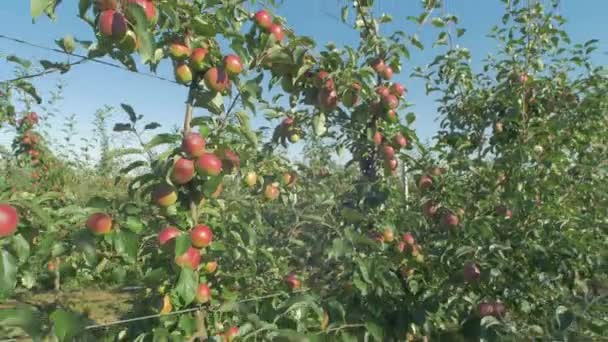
[{"left": 0, "top": 0, "right": 606, "bottom": 153}]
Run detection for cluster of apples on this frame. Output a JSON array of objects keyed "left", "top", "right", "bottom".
[
  {"left": 254, "top": 10, "right": 285, "bottom": 42},
  {"left": 278, "top": 117, "right": 301, "bottom": 144},
  {"left": 0, "top": 204, "right": 19, "bottom": 238},
  {"left": 418, "top": 167, "right": 463, "bottom": 229},
  {"left": 374, "top": 130, "right": 408, "bottom": 176},
  {"left": 95, "top": 0, "right": 157, "bottom": 53},
  {"left": 243, "top": 169, "right": 295, "bottom": 203},
  {"left": 169, "top": 40, "right": 244, "bottom": 90},
  {"left": 17, "top": 112, "right": 42, "bottom": 166}
]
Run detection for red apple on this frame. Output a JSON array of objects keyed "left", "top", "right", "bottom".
[
  {"left": 390, "top": 83, "right": 406, "bottom": 97},
  {"left": 478, "top": 303, "right": 494, "bottom": 317},
  {"left": 169, "top": 43, "right": 191, "bottom": 61},
  {"left": 195, "top": 283, "right": 211, "bottom": 303},
  {"left": 0, "top": 204, "right": 19, "bottom": 238},
  {"left": 204, "top": 261, "right": 218, "bottom": 274},
  {"left": 493, "top": 302, "right": 506, "bottom": 319},
  {"left": 175, "top": 63, "right": 192, "bottom": 84},
  {"left": 314, "top": 71, "right": 334, "bottom": 90},
  {"left": 442, "top": 211, "right": 459, "bottom": 228},
  {"left": 402, "top": 232, "right": 415, "bottom": 245},
  {"left": 422, "top": 200, "right": 438, "bottom": 217},
  {"left": 381, "top": 66, "right": 393, "bottom": 80},
  {"left": 125, "top": 0, "right": 157, "bottom": 25},
  {"left": 172, "top": 158, "right": 195, "bottom": 184},
  {"left": 373, "top": 131, "right": 383, "bottom": 146},
  {"left": 464, "top": 262, "right": 480, "bottom": 283},
  {"left": 285, "top": 273, "right": 301, "bottom": 290},
  {"left": 269, "top": 23, "right": 284, "bottom": 42},
  {"left": 223, "top": 54, "right": 243, "bottom": 75},
  {"left": 28, "top": 150, "right": 40, "bottom": 159},
  {"left": 385, "top": 109, "right": 398, "bottom": 123},
  {"left": 386, "top": 158, "right": 398, "bottom": 170},
  {"left": 152, "top": 183, "right": 178, "bottom": 207},
  {"left": 418, "top": 175, "right": 433, "bottom": 190},
  {"left": 204, "top": 67, "right": 231, "bottom": 92},
  {"left": 190, "top": 47, "right": 207, "bottom": 71},
  {"left": 217, "top": 148, "right": 240, "bottom": 173},
  {"left": 86, "top": 212, "right": 112, "bottom": 235},
  {"left": 98, "top": 10, "right": 127, "bottom": 40},
  {"left": 254, "top": 10, "right": 272, "bottom": 29},
  {"left": 158, "top": 225, "right": 181, "bottom": 246},
  {"left": 382, "top": 94, "right": 399, "bottom": 110},
  {"left": 224, "top": 326, "right": 239, "bottom": 342},
  {"left": 375, "top": 86, "right": 390, "bottom": 97},
  {"left": 371, "top": 58, "right": 385, "bottom": 73},
  {"left": 175, "top": 246, "right": 201, "bottom": 269},
  {"left": 282, "top": 117, "right": 294, "bottom": 127},
  {"left": 196, "top": 153, "right": 222, "bottom": 176},
  {"left": 393, "top": 133, "right": 407, "bottom": 149},
  {"left": 182, "top": 133, "right": 206, "bottom": 158},
  {"left": 264, "top": 184, "right": 279, "bottom": 201},
  {"left": 317, "top": 88, "right": 338, "bottom": 111},
  {"left": 397, "top": 241, "right": 406, "bottom": 253},
  {"left": 382, "top": 145, "right": 395, "bottom": 160},
  {"left": 191, "top": 224, "right": 213, "bottom": 248}
]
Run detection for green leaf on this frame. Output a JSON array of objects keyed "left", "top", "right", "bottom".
[
  {"left": 50, "top": 309, "right": 87, "bottom": 342},
  {"left": 126, "top": 3, "right": 154, "bottom": 62},
  {"left": 14, "top": 80, "right": 42, "bottom": 104},
  {"left": 124, "top": 216, "right": 144, "bottom": 233},
  {"left": 113, "top": 230, "right": 138, "bottom": 262},
  {"left": 0, "top": 306, "right": 45, "bottom": 339},
  {"left": 145, "top": 133, "right": 180, "bottom": 150},
  {"left": 365, "top": 321, "right": 383, "bottom": 341},
  {"left": 174, "top": 234, "right": 190, "bottom": 257},
  {"left": 120, "top": 160, "right": 148, "bottom": 175},
  {"left": 194, "top": 91, "right": 225, "bottom": 115},
  {"left": 11, "top": 234, "right": 30, "bottom": 263},
  {"left": 0, "top": 250, "right": 18, "bottom": 298},
  {"left": 175, "top": 268, "right": 197, "bottom": 305},
  {"left": 410, "top": 35, "right": 424, "bottom": 50},
  {"left": 431, "top": 18, "right": 445, "bottom": 27},
  {"left": 31, "top": 0, "right": 48, "bottom": 18},
  {"left": 78, "top": 0, "right": 91, "bottom": 18},
  {"left": 144, "top": 122, "right": 161, "bottom": 130},
  {"left": 121, "top": 103, "right": 138, "bottom": 123},
  {"left": 341, "top": 6, "right": 349, "bottom": 23}
]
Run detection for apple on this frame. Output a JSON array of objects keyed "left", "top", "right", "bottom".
[
  {"left": 397, "top": 241, "right": 406, "bottom": 253},
  {"left": 204, "top": 67, "right": 231, "bottom": 92},
  {"left": 172, "top": 158, "right": 195, "bottom": 184},
  {"left": 314, "top": 71, "right": 334, "bottom": 90},
  {"left": 269, "top": 23, "right": 284, "bottom": 41},
  {"left": 382, "top": 94, "right": 399, "bottom": 110},
  {"left": 382, "top": 145, "right": 395, "bottom": 159},
  {"left": 175, "top": 64, "right": 192, "bottom": 84},
  {"left": 477, "top": 303, "right": 494, "bottom": 318},
  {"left": 342, "top": 83, "right": 361, "bottom": 107},
  {"left": 381, "top": 66, "right": 393, "bottom": 80},
  {"left": 317, "top": 88, "right": 338, "bottom": 111},
  {"left": 418, "top": 175, "right": 433, "bottom": 190},
  {"left": 390, "top": 83, "right": 406, "bottom": 97},
  {"left": 254, "top": 10, "right": 272, "bottom": 29},
  {"left": 376, "top": 86, "right": 390, "bottom": 97},
  {"left": 182, "top": 133, "right": 206, "bottom": 157},
  {"left": 442, "top": 211, "right": 459, "bottom": 228},
  {"left": 191, "top": 224, "right": 213, "bottom": 248},
  {"left": 175, "top": 246, "right": 201, "bottom": 269},
  {"left": 160, "top": 294, "right": 172, "bottom": 314},
  {"left": 195, "top": 283, "right": 211, "bottom": 303},
  {"left": 282, "top": 117, "right": 294, "bottom": 127},
  {"left": 285, "top": 273, "right": 301, "bottom": 290},
  {"left": 118, "top": 30, "right": 138, "bottom": 53},
  {"left": 264, "top": 183, "right": 279, "bottom": 201},
  {"left": 244, "top": 171, "right": 257, "bottom": 187},
  {"left": 169, "top": 43, "right": 190, "bottom": 61},
  {"left": 288, "top": 133, "right": 300, "bottom": 143},
  {"left": 373, "top": 131, "right": 383, "bottom": 146},
  {"left": 402, "top": 232, "right": 415, "bottom": 245},
  {"left": 223, "top": 54, "right": 243, "bottom": 75},
  {"left": 224, "top": 326, "right": 239, "bottom": 342},
  {"left": 282, "top": 172, "right": 296, "bottom": 187},
  {"left": 386, "top": 158, "right": 398, "bottom": 170},
  {"left": 422, "top": 200, "right": 438, "bottom": 217},
  {"left": 393, "top": 133, "right": 407, "bottom": 149},
  {"left": 86, "top": 212, "right": 112, "bottom": 235},
  {"left": 217, "top": 148, "right": 240, "bottom": 172},
  {"left": 383, "top": 228, "right": 394, "bottom": 242},
  {"left": 196, "top": 153, "right": 222, "bottom": 176},
  {"left": 96, "top": 0, "right": 118, "bottom": 11},
  {"left": 371, "top": 58, "right": 385, "bottom": 73},
  {"left": 125, "top": 0, "right": 157, "bottom": 25},
  {"left": 384, "top": 110, "right": 398, "bottom": 123},
  {"left": 493, "top": 302, "right": 506, "bottom": 319},
  {"left": 464, "top": 262, "right": 480, "bottom": 283},
  {"left": 152, "top": 183, "right": 178, "bottom": 207},
  {"left": 27, "top": 112, "right": 39, "bottom": 125},
  {"left": 158, "top": 225, "right": 181, "bottom": 246},
  {"left": 0, "top": 204, "right": 19, "bottom": 237},
  {"left": 28, "top": 150, "right": 40, "bottom": 159},
  {"left": 204, "top": 261, "right": 218, "bottom": 274},
  {"left": 190, "top": 47, "right": 207, "bottom": 71},
  {"left": 98, "top": 10, "right": 127, "bottom": 40}
]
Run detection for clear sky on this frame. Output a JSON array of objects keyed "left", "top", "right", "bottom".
[{"left": 0, "top": 0, "right": 606, "bottom": 153}]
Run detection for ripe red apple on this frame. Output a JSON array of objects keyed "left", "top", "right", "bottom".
[
  {"left": 376, "top": 85, "right": 390, "bottom": 97},
  {"left": 477, "top": 302, "right": 494, "bottom": 317},
  {"left": 269, "top": 23, "right": 284, "bottom": 41},
  {"left": 28, "top": 150, "right": 40, "bottom": 159},
  {"left": 442, "top": 211, "right": 459, "bottom": 228},
  {"left": 402, "top": 232, "right": 415, "bottom": 245},
  {"left": 285, "top": 273, "right": 301, "bottom": 290},
  {"left": 317, "top": 88, "right": 338, "bottom": 111},
  {"left": 204, "top": 261, "right": 218, "bottom": 274},
  {"left": 223, "top": 54, "right": 243, "bottom": 75},
  {"left": 244, "top": 171, "right": 257, "bottom": 187},
  {"left": 158, "top": 225, "right": 181, "bottom": 246},
  {"left": 493, "top": 302, "right": 506, "bottom": 319},
  {"left": 264, "top": 184, "right": 279, "bottom": 201},
  {"left": 98, "top": 10, "right": 127, "bottom": 40},
  {"left": 224, "top": 326, "right": 239, "bottom": 342},
  {"left": 371, "top": 58, "right": 385, "bottom": 73},
  {"left": 169, "top": 43, "right": 191, "bottom": 61},
  {"left": 195, "top": 283, "right": 211, "bottom": 303},
  {"left": 383, "top": 228, "right": 394, "bottom": 242},
  {"left": 314, "top": 71, "right": 334, "bottom": 90},
  {"left": 384, "top": 110, "right": 398, "bottom": 123},
  {"left": 190, "top": 47, "right": 207, "bottom": 71},
  {"left": 373, "top": 131, "right": 383, "bottom": 146},
  {"left": 204, "top": 67, "right": 231, "bottom": 92},
  {"left": 381, "top": 66, "right": 394, "bottom": 80},
  {"left": 397, "top": 241, "right": 406, "bottom": 253},
  {"left": 196, "top": 153, "right": 222, "bottom": 176},
  {"left": 393, "top": 133, "right": 407, "bottom": 149},
  {"left": 217, "top": 148, "right": 240, "bottom": 173},
  {"left": 382, "top": 94, "right": 399, "bottom": 110},
  {"left": 172, "top": 158, "right": 195, "bottom": 184},
  {"left": 464, "top": 262, "right": 480, "bottom": 283},
  {"left": 386, "top": 158, "right": 398, "bottom": 170},
  {"left": 282, "top": 117, "right": 294, "bottom": 127},
  {"left": 422, "top": 200, "right": 438, "bottom": 217},
  {"left": 254, "top": 10, "right": 272, "bottom": 29},
  {"left": 174, "top": 246, "right": 201, "bottom": 269},
  {"left": 0, "top": 204, "right": 19, "bottom": 238},
  {"left": 152, "top": 183, "right": 178, "bottom": 207},
  {"left": 191, "top": 224, "right": 213, "bottom": 248},
  {"left": 382, "top": 145, "right": 395, "bottom": 160},
  {"left": 390, "top": 83, "right": 406, "bottom": 97},
  {"left": 86, "top": 212, "right": 112, "bottom": 235},
  {"left": 418, "top": 175, "right": 433, "bottom": 190},
  {"left": 125, "top": 0, "right": 157, "bottom": 25},
  {"left": 175, "top": 64, "right": 192, "bottom": 84},
  {"left": 182, "top": 133, "right": 206, "bottom": 158}
]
